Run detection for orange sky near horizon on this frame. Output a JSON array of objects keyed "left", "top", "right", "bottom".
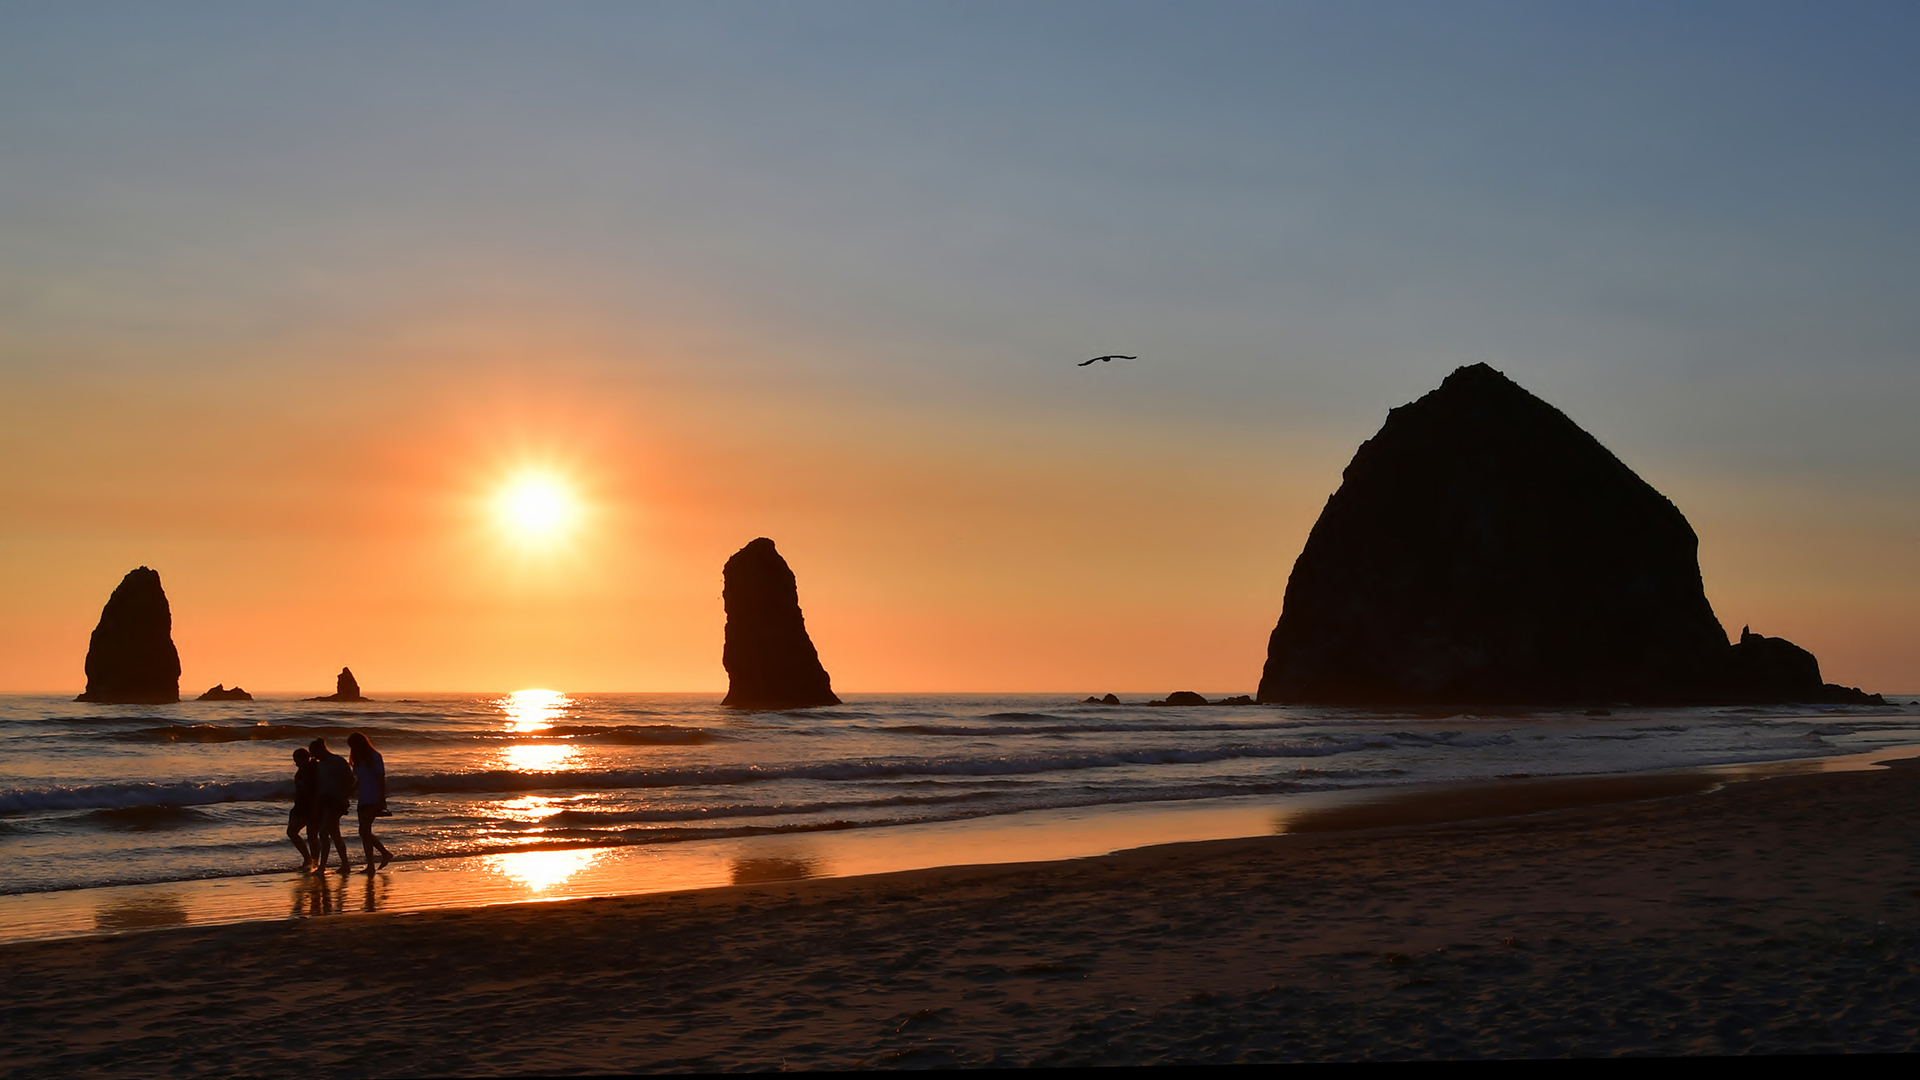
[
  {"left": 2, "top": 304, "right": 1914, "bottom": 697},
  {"left": 4, "top": 7, "right": 1916, "bottom": 696}
]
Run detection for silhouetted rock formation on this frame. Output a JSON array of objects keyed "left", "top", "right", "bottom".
[
  {"left": 76, "top": 567, "right": 181, "bottom": 704},
  {"left": 1082, "top": 693, "right": 1123, "bottom": 705},
  {"left": 721, "top": 538, "right": 840, "bottom": 709},
  {"left": 1724, "top": 627, "right": 1880, "bottom": 705},
  {"left": 1152, "top": 691, "right": 1209, "bottom": 706},
  {"left": 196, "top": 684, "right": 253, "bottom": 701},
  {"left": 1257, "top": 364, "right": 1883, "bottom": 707},
  {"left": 309, "top": 667, "right": 368, "bottom": 703}
]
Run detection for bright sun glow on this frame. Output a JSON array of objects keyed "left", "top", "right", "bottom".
[
  {"left": 502, "top": 743, "right": 579, "bottom": 772},
  {"left": 502, "top": 688, "right": 568, "bottom": 731},
  {"left": 493, "top": 472, "right": 579, "bottom": 546}
]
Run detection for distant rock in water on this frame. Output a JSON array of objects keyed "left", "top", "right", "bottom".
[
  {"left": 1257, "top": 364, "right": 1883, "bottom": 707},
  {"left": 721, "top": 538, "right": 840, "bottom": 710},
  {"left": 1152, "top": 691, "right": 1210, "bottom": 707},
  {"left": 1082, "top": 693, "right": 1122, "bottom": 705},
  {"left": 76, "top": 567, "right": 181, "bottom": 704},
  {"left": 309, "top": 667, "right": 368, "bottom": 703},
  {"left": 196, "top": 684, "right": 253, "bottom": 701}
]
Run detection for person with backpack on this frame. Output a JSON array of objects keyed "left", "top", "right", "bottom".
[{"left": 347, "top": 731, "right": 393, "bottom": 871}]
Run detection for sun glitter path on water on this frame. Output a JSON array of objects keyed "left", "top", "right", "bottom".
[
  {"left": 499, "top": 689, "right": 579, "bottom": 771},
  {"left": 493, "top": 472, "right": 579, "bottom": 546},
  {"left": 502, "top": 688, "right": 568, "bottom": 732}
]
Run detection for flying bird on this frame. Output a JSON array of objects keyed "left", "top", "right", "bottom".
[{"left": 1078, "top": 354, "right": 1137, "bottom": 366}]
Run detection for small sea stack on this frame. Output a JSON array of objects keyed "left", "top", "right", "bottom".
[
  {"left": 76, "top": 567, "right": 181, "bottom": 704},
  {"left": 1257, "top": 364, "right": 1881, "bottom": 707},
  {"left": 196, "top": 684, "right": 253, "bottom": 701},
  {"left": 309, "top": 667, "right": 368, "bottom": 703},
  {"left": 721, "top": 538, "right": 840, "bottom": 710}
]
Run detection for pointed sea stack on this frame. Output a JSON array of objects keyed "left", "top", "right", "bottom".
[
  {"left": 310, "top": 667, "right": 368, "bottom": 702},
  {"left": 77, "top": 567, "right": 182, "bottom": 704},
  {"left": 721, "top": 538, "right": 840, "bottom": 709},
  {"left": 1257, "top": 364, "right": 1880, "bottom": 706}
]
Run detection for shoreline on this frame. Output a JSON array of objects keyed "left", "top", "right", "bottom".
[
  {"left": 5, "top": 742, "right": 1917, "bottom": 947},
  {"left": 6, "top": 749, "right": 1920, "bottom": 1069}
]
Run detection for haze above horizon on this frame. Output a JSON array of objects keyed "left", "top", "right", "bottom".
[{"left": 3, "top": 3, "right": 1916, "bottom": 693}]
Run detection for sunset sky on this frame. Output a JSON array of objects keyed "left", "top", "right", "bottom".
[{"left": 3, "top": 3, "right": 1916, "bottom": 694}]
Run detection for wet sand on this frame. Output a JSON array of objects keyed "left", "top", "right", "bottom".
[{"left": 5, "top": 760, "right": 1920, "bottom": 1072}]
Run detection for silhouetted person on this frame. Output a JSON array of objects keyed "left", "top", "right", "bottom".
[
  {"left": 288, "top": 748, "right": 317, "bottom": 870},
  {"left": 307, "top": 737, "right": 354, "bottom": 871},
  {"left": 347, "top": 731, "right": 392, "bottom": 871}
]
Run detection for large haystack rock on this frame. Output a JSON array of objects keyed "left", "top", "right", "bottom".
[
  {"left": 1257, "top": 364, "right": 1879, "bottom": 706},
  {"left": 77, "top": 567, "right": 181, "bottom": 704},
  {"left": 721, "top": 538, "right": 840, "bottom": 709}
]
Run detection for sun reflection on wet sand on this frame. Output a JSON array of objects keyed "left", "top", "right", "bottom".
[{"left": 484, "top": 849, "right": 606, "bottom": 893}]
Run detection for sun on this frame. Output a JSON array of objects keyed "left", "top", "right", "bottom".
[{"left": 493, "top": 472, "right": 579, "bottom": 546}]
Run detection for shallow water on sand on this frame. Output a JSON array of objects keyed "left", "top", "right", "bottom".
[{"left": 4, "top": 691, "right": 1918, "bottom": 906}]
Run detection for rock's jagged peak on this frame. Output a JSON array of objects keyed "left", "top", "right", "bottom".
[{"left": 1364, "top": 364, "right": 1652, "bottom": 486}]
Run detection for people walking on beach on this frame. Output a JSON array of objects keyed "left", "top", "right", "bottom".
[
  {"left": 288, "top": 747, "right": 317, "bottom": 869},
  {"left": 347, "top": 731, "right": 393, "bottom": 871},
  {"left": 307, "top": 737, "right": 355, "bottom": 871}
]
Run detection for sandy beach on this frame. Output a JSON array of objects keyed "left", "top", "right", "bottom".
[{"left": 5, "top": 759, "right": 1919, "bottom": 1073}]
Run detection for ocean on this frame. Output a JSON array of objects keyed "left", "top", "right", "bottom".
[{"left": 5, "top": 690, "right": 1919, "bottom": 905}]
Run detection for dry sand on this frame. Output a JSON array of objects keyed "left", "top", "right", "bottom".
[{"left": 5, "top": 761, "right": 1920, "bottom": 1073}]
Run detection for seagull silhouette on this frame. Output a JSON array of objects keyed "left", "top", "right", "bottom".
[{"left": 1077, "top": 354, "right": 1137, "bottom": 367}]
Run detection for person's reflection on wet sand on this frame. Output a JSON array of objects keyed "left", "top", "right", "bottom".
[
  {"left": 362, "top": 866, "right": 390, "bottom": 912},
  {"left": 290, "top": 868, "right": 346, "bottom": 918}
]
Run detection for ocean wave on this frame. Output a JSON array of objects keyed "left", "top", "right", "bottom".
[
  {"left": 0, "top": 740, "right": 1367, "bottom": 814},
  {"left": 110, "top": 722, "right": 718, "bottom": 746},
  {"left": 115, "top": 724, "right": 427, "bottom": 745},
  {"left": 381, "top": 740, "right": 1380, "bottom": 797},
  {"left": 0, "top": 779, "right": 288, "bottom": 815},
  {"left": 79, "top": 805, "right": 214, "bottom": 831},
  {"left": 877, "top": 719, "right": 1313, "bottom": 738},
  {"left": 1378, "top": 731, "right": 1515, "bottom": 747},
  {"left": 539, "top": 790, "right": 1008, "bottom": 827},
  {"left": 541, "top": 724, "right": 719, "bottom": 745}
]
